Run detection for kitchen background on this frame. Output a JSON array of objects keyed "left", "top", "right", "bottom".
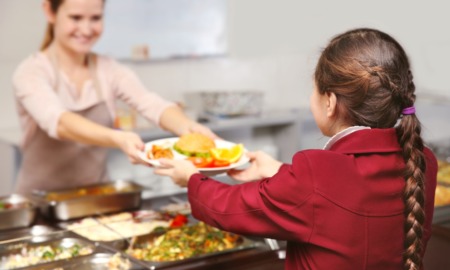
[{"left": 0, "top": 0, "right": 449, "bottom": 196}]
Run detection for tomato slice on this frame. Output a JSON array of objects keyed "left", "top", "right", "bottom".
[
  {"left": 170, "top": 214, "right": 189, "bottom": 228},
  {"left": 187, "top": 157, "right": 214, "bottom": 168},
  {"left": 208, "top": 159, "right": 230, "bottom": 168}
]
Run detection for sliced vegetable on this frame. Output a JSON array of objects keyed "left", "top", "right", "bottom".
[
  {"left": 170, "top": 214, "right": 189, "bottom": 228},
  {"left": 208, "top": 159, "right": 230, "bottom": 168},
  {"left": 187, "top": 157, "right": 214, "bottom": 168}
]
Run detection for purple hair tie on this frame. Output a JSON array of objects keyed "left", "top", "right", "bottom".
[{"left": 401, "top": 106, "right": 416, "bottom": 115}]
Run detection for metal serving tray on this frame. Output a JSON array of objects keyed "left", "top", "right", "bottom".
[
  {"left": 0, "top": 194, "right": 37, "bottom": 231},
  {"left": 123, "top": 223, "right": 260, "bottom": 269},
  {"left": 0, "top": 236, "right": 96, "bottom": 270},
  {"left": 57, "top": 209, "right": 168, "bottom": 251},
  {"left": 34, "top": 180, "right": 145, "bottom": 221},
  {"left": 0, "top": 225, "right": 58, "bottom": 243},
  {"left": 24, "top": 252, "right": 145, "bottom": 270}
]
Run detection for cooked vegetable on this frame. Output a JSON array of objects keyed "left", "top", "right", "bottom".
[
  {"left": 169, "top": 214, "right": 189, "bottom": 228},
  {"left": 0, "top": 243, "right": 93, "bottom": 269},
  {"left": 148, "top": 144, "right": 174, "bottom": 159},
  {"left": 127, "top": 222, "right": 241, "bottom": 262}
]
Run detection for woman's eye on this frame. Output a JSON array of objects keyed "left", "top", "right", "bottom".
[
  {"left": 70, "top": 15, "right": 82, "bottom": 21},
  {"left": 92, "top": 15, "right": 103, "bottom": 22}
]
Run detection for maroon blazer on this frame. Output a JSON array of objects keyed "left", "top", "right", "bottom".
[{"left": 188, "top": 128, "right": 438, "bottom": 270}]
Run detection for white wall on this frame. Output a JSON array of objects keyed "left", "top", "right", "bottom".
[{"left": 1, "top": 0, "right": 449, "bottom": 131}]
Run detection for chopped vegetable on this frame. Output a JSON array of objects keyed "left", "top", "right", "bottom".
[
  {"left": 148, "top": 145, "right": 174, "bottom": 159},
  {"left": 0, "top": 243, "right": 93, "bottom": 269},
  {"left": 127, "top": 222, "right": 241, "bottom": 262},
  {"left": 169, "top": 214, "right": 189, "bottom": 228}
]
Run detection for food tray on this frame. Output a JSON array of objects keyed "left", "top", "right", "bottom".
[
  {"left": 124, "top": 222, "right": 260, "bottom": 269},
  {"left": 57, "top": 210, "right": 170, "bottom": 250},
  {"left": 34, "top": 180, "right": 145, "bottom": 221},
  {"left": 185, "top": 91, "right": 264, "bottom": 117},
  {"left": 0, "top": 225, "right": 58, "bottom": 243},
  {"left": 24, "top": 252, "right": 145, "bottom": 270},
  {"left": 0, "top": 236, "right": 96, "bottom": 269},
  {"left": 0, "top": 194, "right": 37, "bottom": 231}
]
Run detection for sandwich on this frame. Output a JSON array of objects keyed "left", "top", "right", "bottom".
[{"left": 173, "top": 133, "right": 216, "bottom": 157}]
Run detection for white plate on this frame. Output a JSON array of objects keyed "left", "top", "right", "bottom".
[{"left": 137, "top": 137, "right": 250, "bottom": 174}]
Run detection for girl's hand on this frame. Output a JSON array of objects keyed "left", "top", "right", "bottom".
[
  {"left": 112, "top": 130, "right": 145, "bottom": 164},
  {"left": 154, "top": 158, "right": 199, "bottom": 187},
  {"left": 227, "top": 151, "right": 282, "bottom": 182}
]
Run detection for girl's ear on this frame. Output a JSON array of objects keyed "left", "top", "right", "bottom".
[
  {"left": 42, "top": 0, "right": 56, "bottom": 24},
  {"left": 326, "top": 92, "right": 337, "bottom": 118}
]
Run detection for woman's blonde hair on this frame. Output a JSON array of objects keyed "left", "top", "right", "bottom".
[{"left": 40, "top": 0, "right": 64, "bottom": 51}]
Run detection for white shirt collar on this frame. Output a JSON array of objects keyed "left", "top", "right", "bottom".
[{"left": 323, "top": 126, "right": 371, "bottom": 150}]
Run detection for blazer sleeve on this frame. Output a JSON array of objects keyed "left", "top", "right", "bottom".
[{"left": 188, "top": 152, "right": 316, "bottom": 242}]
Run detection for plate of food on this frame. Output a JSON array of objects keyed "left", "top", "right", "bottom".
[{"left": 137, "top": 133, "right": 249, "bottom": 174}]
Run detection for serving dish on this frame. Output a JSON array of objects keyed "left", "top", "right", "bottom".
[
  {"left": 23, "top": 252, "right": 143, "bottom": 270},
  {"left": 124, "top": 222, "right": 259, "bottom": 269},
  {"left": 58, "top": 210, "right": 170, "bottom": 250},
  {"left": 0, "top": 225, "right": 59, "bottom": 244},
  {"left": 34, "top": 180, "right": 145, "bottom": 221},
  {"left": 184, "top": 90, "right": 264, "bottom": 117},
  {"left": 0, "top": 194, "right": 37, "bottom": 231},
  {"left": 0, "top": 236, "right": 96, "bottom": 269},
  {"left": 201, "top": 90, "right": 264, "bottom": 116},
  {"left": 138, "top": 137, "right": 249, "bottom": 175}
]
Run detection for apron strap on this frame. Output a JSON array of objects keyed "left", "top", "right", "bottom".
[
  {"left": 48, "top": 49, "right": 60, "bottom": 92},
  {"left": 88, "top": 53, "right": 104, "bottom": 102}
]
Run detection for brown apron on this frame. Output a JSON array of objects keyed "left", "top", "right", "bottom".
[{"left": 14, "top": 54, "right": 113, "bottom": 194}]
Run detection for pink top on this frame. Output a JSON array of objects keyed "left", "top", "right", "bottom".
[{"left": 13, "top": 52, "right": 174, "bottom": 149}]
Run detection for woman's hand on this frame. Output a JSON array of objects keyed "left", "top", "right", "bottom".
[
  {"left": 227, "top": 151, "right": 282, "bottom": 182},
  {"left": 154, "top": 159, "right": 199, "bottom": 187},
  {"left": 183, "top": 121, "right": 218, "bottom": 139},
  {"left": 159, "top": 106, "right": 219, "bottom": 139},
  {"left": 112, "top": 130, "right": 145, "bottom": 164}
]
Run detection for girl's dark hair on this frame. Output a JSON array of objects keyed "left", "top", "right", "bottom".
[{"left": 315, "top": 28, "right": 426, "bottom": 270}]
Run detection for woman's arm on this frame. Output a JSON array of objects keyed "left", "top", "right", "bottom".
[
  {"left": 106, "top": 58, "right": 216, "bottom": 139},
  {"left": 159, "top": 105, "right": 217, "bottom": 138},
  {"left": 57, "top": 111, "right": 144, "bottom": 163}
]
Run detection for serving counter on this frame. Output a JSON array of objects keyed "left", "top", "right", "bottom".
[
  {"left": 0, "top": 190, "right": 286, "bottom": 270},
  {"left": 3, "top": 187, "right": 450, "bottom": 269}
]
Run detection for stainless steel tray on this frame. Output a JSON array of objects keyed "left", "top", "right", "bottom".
[
  {"left": 0, "top": 236, "right": 97, "bottom": 269},
  {"left": 24, "top": 252, "right": 145, "bottom": 270},
  {"left": 57, "top": 210, "right": 170, "bottom": 250},
  {"left": 0, "top": 194, "right": 37, "bottom": 231},
  {"left": 0, "top": 225, "right": 57, "bottom": 243},
  {"left": 34, "top": 180, "right": 145, "bottom": 220},
  {"left": 123, "top": 222, "right": 260, "bottom": 269}
]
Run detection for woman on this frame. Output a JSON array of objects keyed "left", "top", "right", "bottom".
[
  {"left": 155, "top": 28, "right": 438, "bottom": 270},
  {"left": 12, "top": 0, "right": 215, "bottom": 193}
]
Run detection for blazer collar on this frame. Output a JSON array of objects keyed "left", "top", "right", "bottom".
[{"left": 328, "top": 128, "right": 402, "bottom": 154}]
